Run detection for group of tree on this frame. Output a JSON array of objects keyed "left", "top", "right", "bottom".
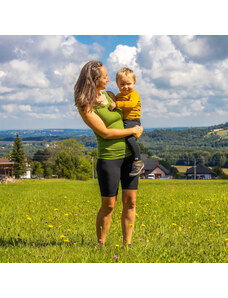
[
  {"left": 8, "top": 134, "right": 92, "bottom": 180},
  {"left": 6, "top": 131, "right": 228, "bottom": 180},
  {"left": 31, "top": 139, "right": 92, "bottom": 180}
]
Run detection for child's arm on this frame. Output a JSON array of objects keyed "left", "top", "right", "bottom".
[
  {"left": 107, "top": 91, "right": 116, "bottom": 101},
  {"left": 116, "top": 92, "right": 140, "bottom": 109}
]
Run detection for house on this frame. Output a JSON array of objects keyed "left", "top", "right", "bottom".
[
  {"left": 20, "top": 159, "right": 31, "bottom": 179},
  {"left": 140, "top": 154, "right": 172, "bottom": 179},
  {"left": 185, "top": 164, "right": 216, "bottom": 180},
  {"left": 0, "top": 158, "right": 14, "bottom": 183}
]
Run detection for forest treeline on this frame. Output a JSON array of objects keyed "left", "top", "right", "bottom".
[
  {"left": 2, "top": 122, "right": 228, "bottom": 172},
  {"left": 76, "top": 122, "right": 228, "bottom": 167}
]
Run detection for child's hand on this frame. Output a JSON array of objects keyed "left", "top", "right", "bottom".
[{"left": 109, "top": 102, "right": 117, "bottom": 111}]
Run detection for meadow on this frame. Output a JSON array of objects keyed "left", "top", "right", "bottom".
[{"left": 0, "top": 179, "right": 228, "bottom": 263}]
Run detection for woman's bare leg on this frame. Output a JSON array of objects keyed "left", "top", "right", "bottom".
[
  {"left": 96, "top": 196, "right": 117, "bottom": 245},
  {"left": 121, "top": 189, "right": 137, "bottom": 245}
]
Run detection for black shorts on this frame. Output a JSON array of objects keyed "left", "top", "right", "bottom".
[{"left": 96, "top": 155, "right": 139, "bottom": 197}]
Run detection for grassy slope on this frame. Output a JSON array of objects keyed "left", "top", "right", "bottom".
[
  {"left": 0, "top": 179, "right": 228, "bottom": 263},
  {"left": 173, "top": 165, "right": 228, "bottom": 175}
]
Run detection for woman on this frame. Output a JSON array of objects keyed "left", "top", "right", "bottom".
[{"left": 74, "top": 61, "right": 143, "bottom": 246}]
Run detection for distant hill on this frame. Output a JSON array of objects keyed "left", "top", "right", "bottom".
[
  {"left": 0, "top": 124, "right": 228, "bottom": 167},
  {"left": 140, "top": 122, "right": 228, "bottom": 152}
]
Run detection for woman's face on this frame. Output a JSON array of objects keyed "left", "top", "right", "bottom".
[{"left": 96, "top": 66, "right": 110, "bottom": 91}]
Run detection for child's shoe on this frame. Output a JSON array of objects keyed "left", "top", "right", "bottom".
[{"left": 129, "top": 160, "right": 144, "bottom": 177}]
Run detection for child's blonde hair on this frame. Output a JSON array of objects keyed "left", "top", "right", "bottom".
[{"left": 116, "top": 67, "right": 136, "bottom": 83}]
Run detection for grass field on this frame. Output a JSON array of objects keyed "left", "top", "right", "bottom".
[
  {"left": 0, "top": 179, "right": 228, "bottom": 263},
  {"left": 172, "top": 165, "right": 191, "bottom": 173},
  {"left": 173, "top": 165, "right": 228, "bottom": 175}
]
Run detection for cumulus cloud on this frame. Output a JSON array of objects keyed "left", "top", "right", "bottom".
[
  {"left": 0, "top": 35, "right": 104, "bottom": 128},
  {"left": 1, "top": 35, "right": 228, "bottom": 129},
  {"left": 107, "top": 35, "right": 228, "bottom": 127}
]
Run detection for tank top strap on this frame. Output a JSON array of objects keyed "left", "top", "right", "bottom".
[{"left": 102, "top": 91, "right": 113, "bottom": 103}]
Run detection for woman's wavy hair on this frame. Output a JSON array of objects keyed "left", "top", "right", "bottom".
[{"left": 74, "top": 61, "right": 103, "bottom": 112}]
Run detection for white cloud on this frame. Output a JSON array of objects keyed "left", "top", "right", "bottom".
[
  {"left": 107, "top": 45, "right": 137, "bottom": 69},
  {"left": 107, "top": 35, "right": 228, "bottom": 127},
  {"left": 1, "top": 35, "right": 228, "bottom": 128},
  {"left": 2, "top": 104, "right": 31, "bottom": 113},
  {"left": 0, "top": 35, "right": 104, "bottom": 128},
  {"left": 7, "top": 59, "right": 49, "bottom": 88}
]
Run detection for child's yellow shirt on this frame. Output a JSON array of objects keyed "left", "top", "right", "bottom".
[{"left": 116, "top": 90, "right": 141, "bottom": 120}]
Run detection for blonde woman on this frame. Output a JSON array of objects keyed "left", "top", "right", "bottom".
[{"left": 74, "top": 61, "right": 143, "bottom": 246}]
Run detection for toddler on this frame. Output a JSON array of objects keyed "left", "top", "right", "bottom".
[{"left": 109, "top": 67, "right": 144, "bottom": 177}]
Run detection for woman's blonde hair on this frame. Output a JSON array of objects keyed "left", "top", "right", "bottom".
[
  {"left": 74, "top": 61, "right": 103, "bottom": 112},
  {"left": 116, "top": 67, "right": 136, "bottom": 83}
]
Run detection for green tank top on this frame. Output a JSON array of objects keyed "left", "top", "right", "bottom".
[{"left": 94, "top": 91, "right": 131, "bottom": 160}]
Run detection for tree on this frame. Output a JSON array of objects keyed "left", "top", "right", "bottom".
[
  {"left": 31, "top": 161, "right": 44, "bottom": 177},
  {"left": 54, "top": 150, "right": 92, "bottom": 180},
  {"left": 212, "top": 166, "right": 228, "bottom": 179},
  {"left": 11, "top": 133, "right": 27, "bottom": 178}
]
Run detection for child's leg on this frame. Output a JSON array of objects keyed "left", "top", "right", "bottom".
[
  {"left": 125, "top": 134, "right": 141, "bottom": 161},
  {"left": 123, "top": 119, "right": 141, "bottom": 160},
  {"left": 123, "top": 119, "right": 144, "bottom": 176}
]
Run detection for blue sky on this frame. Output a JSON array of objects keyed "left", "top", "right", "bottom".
[
  {"left": 0, "top": 35, "right": 228, "bottom": 130},
  {"left": 76, "top": 36, "right": 139, "bottom": 62}
]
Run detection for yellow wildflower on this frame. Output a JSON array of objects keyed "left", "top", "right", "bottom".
[
  {"left": 141, "top": 224, "right": 146, "bottom": 227},
  {"left": 64, "top": 196, "right": 67, "bottom": 199},
  {"left": 217, "top": 224, "right": 221, "bottom": 227},
  {"left": 115, "top": 244, "right": 119, "bottom": 248},
  {"left": 64, "top": 239, "right": 69, "bottom": 243},
  {"left": 179, "top": 227, "right": 182, "bottom": 231},
  {"left": 49, "top": 259, "right": 52, "bottom": 262},
  {"left": 64, "top": 213, "right": 69, "bottom": 216},
  {"left": 129, "top": 224, "right": 133, "bottom": 227},
  {"left": 210, "top": 234, "right": 213, "bottom": 236},
  {"left": 60, "top": 235, "right": 65, "bottom": 238},
  {"left": 67, "top": 229, "right": 71, "bottom": 232},
  {"left": 54, "top": 208, "right": 58, "bottom": 211},
  {"left": 189, "top": 202, "right": 193, "bottom": 204},
  {"left": 48, "top": 225, "right": 53, "bottom": 228},
  {"left": 73, "top": 243, "right": 77, "bottom": 245},
  {"left": 225, "top": 238, "right": 228, "bottom": 242},
  {"left": 172, "top": 223, "right": 176, "bottom": 226},
  {"left": 27, "top": 217, "right": 32, "bottom": 221},
  {"left": 201, "top": 224, "right": 206, "bottom": 227}
]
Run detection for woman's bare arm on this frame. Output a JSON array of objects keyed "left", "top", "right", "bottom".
[{"left": 79, "top": 109, "right": 143, "bottom": 140}]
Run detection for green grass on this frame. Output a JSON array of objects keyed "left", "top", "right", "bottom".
[
  {"left": 0, "top": 179, "right": 228, "bottom": 263},
  {"left": 208, "top": 128, "right": 228, "bottom": 139}
]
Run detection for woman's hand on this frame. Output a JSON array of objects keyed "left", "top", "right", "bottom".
[{"left": 132, "top": 125, "right": 143, "bottom": 139}]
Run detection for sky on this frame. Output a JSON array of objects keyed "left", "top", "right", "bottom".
[{"left": 0, "top": 34, "right": 228, "bottom": 130}]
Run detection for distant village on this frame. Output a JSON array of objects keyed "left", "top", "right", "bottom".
[{"left": 0, "top": 154, "right": 218, "bottom": 184}]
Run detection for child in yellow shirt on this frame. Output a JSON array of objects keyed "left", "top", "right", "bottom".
[{"left": 109, "top": 67, "right": 144, "bottom": 177}]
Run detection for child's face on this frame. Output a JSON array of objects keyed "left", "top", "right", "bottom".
[{"left": 116, "top": 75, "right": 135, "bottom": 95}]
